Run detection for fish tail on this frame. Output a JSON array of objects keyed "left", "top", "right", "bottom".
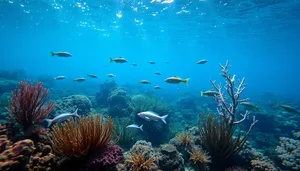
[
  {"left": 73, "top": 108, "right": 80, "bottom": 117},
  {"left": 183, "top": 78, "right": 190, "bottom": 85},
  {"left": 110, "top": 57, "right": 113, "bottom": 63},
  {"left": 45, "top": 119, "right": 52, "bottom": 127},
  {"left": 200, "top": 91, "right": 203, "bottom": 96},
  {"left": 51, "top": 52, "right": 55, "bottom": 56},
  {"left": 161, "top": 115, "right": 168, "bottom": 124},
  {"left": 140, "top": 124, "right": 144, "bottom": 131}
]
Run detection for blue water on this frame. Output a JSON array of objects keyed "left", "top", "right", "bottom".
[{"left": 1, "top": 0, "right": 300, "bottom": 98}]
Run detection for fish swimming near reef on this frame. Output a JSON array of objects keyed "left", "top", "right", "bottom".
[
  {"left": 54, "top": 76, "right": 67, "bottom": 80},
  {"left": 196, "top": 59, "right": 208, "bottom": 64},
  {"left": 126, "top": 124, "right": 143, "bottom": 131},
  {"left": 110, "top": 57, "right": 127, "bottom": 63},
  {"left": 240, "top": 102, "right": 260, "bottom": 111},
  {"left": 137, "top": 111, "right": 168, "bottom": 124},
  {"left": 51, "top": 52, "right": 72, "bottom": 57},
  {"left": 200, "top": 90, "right": 219, "bottom": 97},
  {"left": 278, "top": 104, "right": 300, "bottom": 115},
  {"left": 73, "top": 78, "right": 86, "bottom": 82},
  {"left": 45, "top": 109, "right": 80, "bottom": 127},
  {"left": 87, "top": 74, "right": 97, "bottom": 78},
  {"left": 164, "top": 76, "right": 190, "bottom": 85},
  {"left": 139, "top": 80, "right": 151, "bottom": 84}
]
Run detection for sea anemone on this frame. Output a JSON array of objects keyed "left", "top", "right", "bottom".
[
  {"left": 175, "top": 131, "right": 193, "bottom": 148},
  {"left": 125, "top": 151, "right": 157, "bottom": 171},
  {"left": 189, "top": 147, "right": 211, "bottom": 171}
]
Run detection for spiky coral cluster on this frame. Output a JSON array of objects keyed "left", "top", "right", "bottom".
[
  {"left": 189, "top": 147, "right": 211, "bottom": 171},
  {"left": 50, "top": 114, "right": 114, "bottom": 158}
]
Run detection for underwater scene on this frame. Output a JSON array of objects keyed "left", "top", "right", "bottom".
[{"left": 0, "top": 0, "right": 300, "bottom": 170}]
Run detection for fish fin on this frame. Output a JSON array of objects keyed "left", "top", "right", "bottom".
[
  {"left": 110, "top": 57, "right": 113, "bottom": 63},
  {"left": 200, "top": 91, "right": 203, "bottom": 96},
  {"left": 45, "top": 119, "right": 52, "bottom": 127},
  {"left": 73, "top": 108, "right": 80, "bottom": 117},
  {"left": 145, "top": 117, "right": 150, "bottom": 121},
  {"left": 183, "top": 78, "right": 190, "bottom": 85},
  {"left": 161, "top": 115, "right": 168, "bottom": 124},
  {"left": 51, "top": 52, "right": 55, "bottom": 56},
  {"left": 140, "top": 125, "right": 144, "bottom": 131}
]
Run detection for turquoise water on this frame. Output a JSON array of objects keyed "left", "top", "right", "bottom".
[{"left": 1, "top": 0, "right": 300, "bottom": 97}]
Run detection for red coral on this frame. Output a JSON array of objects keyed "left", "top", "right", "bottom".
[
  {"left": 86, "top": 143, "right": 124, "bottom": 170},
  {"left": 8, "top": 81, "right": 55, "bottom": 132}
]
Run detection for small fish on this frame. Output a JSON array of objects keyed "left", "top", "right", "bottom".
[
  {"left": 132, "top": 63, "right": 138, "bottom": 66},
  {"left": 107, "top": 74, "right": 116, "bottom": 77},
  {"left": 87, "top": 74, "right": 97, "bottom": 78},
  {"left": 139, "top": 80, "right": 151, "bottom": 84},
  {"left": 240, "top": 102, "right": 259, "bottom": 111},
  {"left": 278, "top": 104, "right": 300, "bottom": 115},
  {"left": 73, "top": 78, "right": 86, "bottom": 82},
  {"left": 110, "top": 57, "right": 127, "bottom": 63},
  {"left": 137, "top": 111, "right": 168, "bottom": 124},
  {"left": 154, "top": 86, "right": 161, "bottom": 89},
  {"left": 164, "top": 76, "right": 190, "bottom": 85},
  {"left": 154, "top": 72, "right": 162, "bottom": 75},
  {"left": 201, "top": 90, "right": 219, "bottom": 97},
  {"left": 126, "top": 124, "right": 143, "bottom": 131},
  {"left": 165, "top": 61, "right": 169, "bottom": 64},
  {"left": 51, "top": 52, "right": 72, "bottom": 57},
  {"left": 149, "top": 61, "right": 156, "bottom": 64},
  {"left": 54, "top": 76, "right": 67, "bottom": 80},
  {"left": 44, "top": 109, "right": 79, "bottom": 127},
  {"left": 196, "top": 60, "right": 208, "bottom": 64}
]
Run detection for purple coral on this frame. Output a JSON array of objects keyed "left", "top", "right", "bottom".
[{"left": 86, "top": 143, "right": 124, "bottom": 170}]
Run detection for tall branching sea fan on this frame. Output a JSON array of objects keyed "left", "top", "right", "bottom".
[{"left": 50, "top": 115, "right": 114, "bottom": 158}]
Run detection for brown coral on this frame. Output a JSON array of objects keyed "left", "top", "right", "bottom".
[
  {"left": 175, "top": 131, "right": 193, "bottom": 148},
  {"left": 189, "top": 147, "right": 211, "bottom": 171},
  {"left": 50, "top": 114, "right": 114, "bottom": 158},
  {"left": 125, "top": 151, "right": 157, "bottom": 171}
]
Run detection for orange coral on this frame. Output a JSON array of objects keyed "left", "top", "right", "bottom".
[
  {"left": 125, "top": 151, "right": 157, "bottom": 171},
  {"left": 175, "top": 131, "right": 193, "bottom": 148},
  {"left": 50, "top": 114, "right": 114, "bottom": 158}
]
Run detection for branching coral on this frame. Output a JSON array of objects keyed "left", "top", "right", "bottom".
[
  {"left": 8, "top": 81, "right": 55, "bottom": 132},
  {"left": 50, "top": 114, "right": 114, "bottom": 158}
]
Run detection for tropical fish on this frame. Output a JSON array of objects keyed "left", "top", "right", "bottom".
[
  {"left": 154, "top": 72, "right": 162, "bottom": 75},
  {"left": 154, "top": 86, "right": 161, "bottom": 89},
  {"left": 51, "top": 52, "right": 72, "bottom": 57},
  {"left": 137, "top": 111, "right": 168, "bottom": 124},
  {"left": 54, "top": 76, "right": 66, "bottom": 80},
  {"left": 87, "top": 74, "right": 97, "bottom": 78},
  {"left": 44, "top": 109, "right": 79, "bottom": 127},
  {"left": 73, "top": 78, "right": 85, "bottom": 82},
  {"left": 278, "top": 104, "right": 300, "bottom": 114},
  {"left": 164, "top": 76, "right": 189, "bottom": 85},
  {"left": 201, "top": 90, "right": 219, "bottom": 97},
  {"left": 240, "top": 102, "right": 259, "bottom": 111},
  {"left": 149, "top": 61, "right": 156, "bottom": 64},
  {"left": 110, "top": 57, "right": 127, "bottom": 63},
  {"left": 139, "top": 80, "right": 151, "bottom": 84},
  {"left": 107, "top": 74, "right": 116, "bottom": 77},
  {"left": 196, "top": 59, "right": 208, "bottom": 64},
  {"left": 126, "top": 124, "right": 143, "bottom": 131},
  {"left": 132, "top": 63, "right": 138, "bottom": 66}
]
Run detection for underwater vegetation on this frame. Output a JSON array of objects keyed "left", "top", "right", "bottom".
[{"left": 0, "top": 60, "right": 299, "bottom": 171}]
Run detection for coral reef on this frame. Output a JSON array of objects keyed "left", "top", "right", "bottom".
[
  {"left": 157, "top": 144, "right": 184, "bottom": 171},
  {"left": 8, "top": 81, "right": 55, "bottom": 133},
  {"left": 107, "top": 88, "right": 133, "bottom": 117},
  {"left": 96, "top": 80, "right": 117, "bottom": 106},
  {"left": 0, "top": 78, "right": 18, "bottom": 95},
  {"left": 276, "top": 132, "right": 300, "bottom": 170},
  {"left": 53, "top": 95, "right": 92, "bottom": 115}
]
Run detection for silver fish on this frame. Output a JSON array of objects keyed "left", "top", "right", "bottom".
[
  {"left": 51, "top": 51, "right": 72, "bottom": 57},
  {"left": 137, "top": 111, "right": 168, "bottom": 124},
  {"left": 45, "top": 109, "right": 79, "bottom": 127},
  {"left": 126, "top": 124, "right": 143, "bottom": 131}
]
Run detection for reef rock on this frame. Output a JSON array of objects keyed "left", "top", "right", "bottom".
[{"left": 54, "top": 95, "right": 92, "bottom": 115}]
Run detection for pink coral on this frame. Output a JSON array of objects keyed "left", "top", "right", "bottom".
[{"left": 86, "top": 143, "right": 124, "bottom": 170}]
